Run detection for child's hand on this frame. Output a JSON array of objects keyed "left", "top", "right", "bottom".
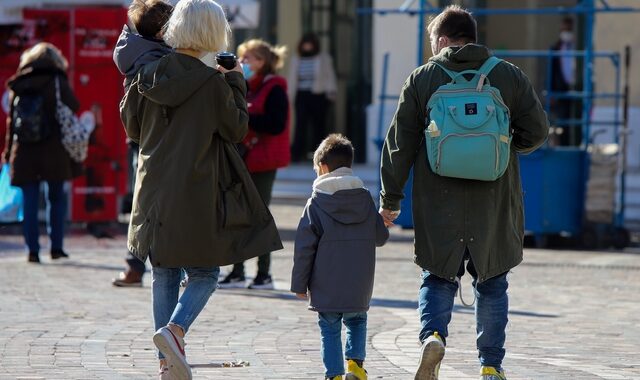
[
  {"left": 295, "top": 292, "right": 308, "bottom": 300},
  {"left": 379, "top": 207, "right": 400, "bottom": 227}
]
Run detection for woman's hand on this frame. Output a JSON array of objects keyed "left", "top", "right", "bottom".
[
  {"left": 295, "top": 292, "right": 308, "bottom": 300},
  {"left": 217, "top": 60, "right": 243, "bottom": 75}
]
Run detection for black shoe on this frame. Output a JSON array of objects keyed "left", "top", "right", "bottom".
[
  {"left": 218, "top": 272, "right": 246, "bottom": 289},
  {"left": 28, "top": 252, "right": 40, "bottom": 263},
  {"left": 248, "top": 273, "right": 274, "bottom": 290},
  {"left": 51, "top": 249, "right": 69, "bottom": 260}
]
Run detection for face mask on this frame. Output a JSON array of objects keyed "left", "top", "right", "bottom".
[
  {"left": 560, "top": 31, "right": 573, "bottom": 43},
  {"left": 242, "top": 64, "right": 254, "bottom": 79}
]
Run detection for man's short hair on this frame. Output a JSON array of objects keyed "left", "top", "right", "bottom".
[
  {"left": 313, "top": 134, "right": 354, "bottom": 172},
  {"left": 427, "top": 5, "right": 477, "bottom": 44},
  {"left": 164, "top": 0, "right": 230, "bottom": 52},
  {"left": 128, "top": 0, "right": 173, "bottom": 38}
]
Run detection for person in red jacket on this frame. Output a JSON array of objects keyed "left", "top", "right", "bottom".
[{"left": 218, "top": 39, "right": 290, "bottom": 290}]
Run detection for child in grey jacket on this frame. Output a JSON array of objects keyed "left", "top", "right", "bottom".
[{"left": 291, "top": 134, "right": 389, "bottom": 380}]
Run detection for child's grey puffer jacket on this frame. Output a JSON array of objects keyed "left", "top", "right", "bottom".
[{"left": 291, "top": 167, "right": 389, "bottom": 313}]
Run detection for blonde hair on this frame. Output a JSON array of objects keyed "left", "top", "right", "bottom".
[
  {"left": 163, "top": 0, "right": 230, "bottom": 52},
  {"left": 237, "top": 39, "right": 287, "bottom": 75},
  {"left": 19, "top": 42, "right": 68, "bottom": 71}
]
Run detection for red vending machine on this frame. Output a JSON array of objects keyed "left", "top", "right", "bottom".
[{"left": 21, "top": 7, "right": 128, "bottom": 223}]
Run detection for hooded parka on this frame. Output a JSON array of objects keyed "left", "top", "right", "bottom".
[
  {"left": 380, "top": 44, "right": 549, "bottom": 283},
  {"left": 120, "top": 52, "right": 283, "bottom": 268}
]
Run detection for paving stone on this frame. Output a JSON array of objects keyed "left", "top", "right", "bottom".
[{"left": 1, "top": 200, "right": 640, "bottom": 379}]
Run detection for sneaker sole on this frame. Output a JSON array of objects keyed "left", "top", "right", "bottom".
[
  {"left": 112, "top": 280, "right": 143, "bottom": 288},
  {"left": 218, "top": 281, "right": 247, "bottom": 289},
  {"left": 153, "top": 331, "right": 192, "bottom": 380},
  {"left": 414, "top": 340, "right": 445, "bottom": 380},
  {"left": 248, "top": 283, "right": 275, "bottom": 290}
]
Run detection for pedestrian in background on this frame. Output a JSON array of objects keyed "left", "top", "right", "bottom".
[
  {"left": 2, "top": 42, "right": 80, "bottom": 263},
  {"left": 112, "top": 0, "right": 173, "bottom": 287},
  {"left": 379, "top": 5, "right": 548, "bottom": 380},
  {"left": 119, "top": 0, "right": 282, "bottom": 378},
  {"left": 288, "top": 32, "right": 337, "bottom": 162},
  {"left": 218, "top": 38, "right": 290, "bottom": 290},
  {"left": 292, "top": 134, "right": 389, "bottom": 380}
]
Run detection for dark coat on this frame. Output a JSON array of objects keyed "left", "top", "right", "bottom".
[
  {"left": 3, "top": 59, "right": 81, "bottom": 186},
  {"left": 292, "top": 169, "right": 389, "bottom": 313},
  {"left": 380, "top": 44, "right": 549, "bottom": 283},
  {"left": 120, "top": 52, "right": 283, "bottom": 268}
]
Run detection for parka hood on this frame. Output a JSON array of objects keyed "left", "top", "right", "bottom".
[
  {"left": 6, "top": 62, "right": 65, "bottom": 94},
  {"left": 312, "top": 167, "right": 371, "bottom": 225},
  {"left": 136, "top": 52, "right": 216, "bottom": 107},
  {"left": 113, "top": 25, "right": 172, "bottom": 78},
  {"left": 429, "top": 43, "right": 491, "bottom": 72}
]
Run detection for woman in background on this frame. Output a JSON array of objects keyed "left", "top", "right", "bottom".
[
  {"left": 219, "top": 38, "right": 290, "bottom": 290},
  {"left": 3, "top": 42, "right": 80, "bottom": 263},
  {"left": 288, "top": 32, "right": 337, "bottom": 162}
]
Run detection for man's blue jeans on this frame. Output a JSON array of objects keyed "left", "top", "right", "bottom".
[
  {"left": 318, "top": 312, "right": 367, "bottom": 377},
  {"left": 418, "top": 258, "right": 509, "bottom": 369},
  {"left": 152, "top": 266, "right": 220, "bottom": 359},
  {"left": 20, "top": 181, "right": 66, "bottom": 253}
]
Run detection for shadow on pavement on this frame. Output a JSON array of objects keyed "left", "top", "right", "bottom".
[
  {"left": 217, "top": 289, "right": 558, "bottom": 318},
  {"left": 56, "top": 261, "right": 124, "bottom": 272}
]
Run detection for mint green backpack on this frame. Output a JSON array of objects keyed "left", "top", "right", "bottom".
[{"left": 425, "top": 56, "right": 511, "bottom": 181}]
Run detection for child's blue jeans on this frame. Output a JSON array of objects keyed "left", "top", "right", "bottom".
[
  {"left": 318, "top": 311, "right": 367, "bottom": 377},
  {"left": 418, "top": 257, "right": 509, "bottom": 370}
]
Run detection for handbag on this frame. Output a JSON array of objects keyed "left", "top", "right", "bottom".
[
  {"left": 0, "top": 164, "right": 23, "bottom": 223},
  {"left": 55, "top": 77, "right": 92, "bottom": 162}
]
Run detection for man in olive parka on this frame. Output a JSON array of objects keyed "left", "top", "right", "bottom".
[{"left": 379, "top": 6, "right": 548, "bottom": 380}]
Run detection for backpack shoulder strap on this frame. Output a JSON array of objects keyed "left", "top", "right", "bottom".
[
  {"left": 474, "top": 57, "right": 502, "bottom": 90},
  {"left": 431, "top": 62, "right": 457, "bottom": 81},
  {"left": 477, "top": 56, "right": 502, "bottom": 77}
]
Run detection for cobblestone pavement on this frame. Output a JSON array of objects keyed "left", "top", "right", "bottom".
[{"left": 1, "top": 199, "right": 640, "bottom": 379}]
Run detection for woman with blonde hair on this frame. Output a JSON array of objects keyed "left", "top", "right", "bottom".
[
  {"left": 2, "top": 42, "right": 80, "bottom": 263},
  {"left": 120, "top": 1, "right": 282, "bottom": 378},
  {"left": 218, "top": 38, "right": 290, "bottom": 290}
]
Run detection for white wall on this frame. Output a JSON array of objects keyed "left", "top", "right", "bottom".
[{"left": 367, "top": 0, "right": 420, "bottom": 164}]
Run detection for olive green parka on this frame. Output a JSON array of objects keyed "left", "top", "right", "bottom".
[
  {"left": 380, "top": 44, "right": 549, "bottom": 283},
  {"left": 120, "top": 52, "right": 282, "bottom": 268}
]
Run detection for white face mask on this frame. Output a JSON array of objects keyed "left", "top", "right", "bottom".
[{"left": 560, "top": 31, "right": 574, "bottom": 43}]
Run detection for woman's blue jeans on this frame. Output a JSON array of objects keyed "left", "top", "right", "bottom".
[
  {"left": 152, "top": 266, "right": 220, "bottom": 359},
  {"left": 318, "top": 312, "right": 367, "bottom": 377},
  {"left": 19, "top": 181, "right": 66, "bottom": 253},
  {"left": 418, "top": 258, "right": 509, "bottom": 369}
]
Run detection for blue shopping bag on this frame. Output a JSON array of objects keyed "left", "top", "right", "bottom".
[{"left": 0, "top": 164, "right": 23, "bottom": 223}]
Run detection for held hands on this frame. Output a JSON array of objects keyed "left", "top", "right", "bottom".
[
  {"left": 379, "top": 207, "right": 400, "bottom": 227},
  {"left": 217, "top": 61, "right": 243, "bottom": 75}
]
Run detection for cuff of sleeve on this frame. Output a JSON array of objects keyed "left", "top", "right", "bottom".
[
  {"left": 380, "top": 196, "right": 401, "bottom": 211},
  {"left": 224, "top": 72, "right": 247, "bottom": 94}
]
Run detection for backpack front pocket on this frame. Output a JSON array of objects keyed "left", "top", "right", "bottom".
[{"left": 435, "top": 133, "right": 500, "bottom": 181}]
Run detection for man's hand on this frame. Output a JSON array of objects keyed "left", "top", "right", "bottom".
[
  {"left": 379, "top": 207, "right": 400, "bottom": 227},
  {"left": 295, "top": 292, "right": 308, "bottom": 300}
]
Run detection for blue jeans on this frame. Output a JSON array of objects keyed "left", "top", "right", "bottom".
[
  {"left": 318, "top": 312, "right": 367, "bottom": 377},
  {"left": 152, "top": 266, "right": 220, "bottom": 359},
  {"left": 20, "top": 181, "right": 66, "bottom": 253},
  {"left": 418, "top": 258, "right": 509, "bottom": 369}
]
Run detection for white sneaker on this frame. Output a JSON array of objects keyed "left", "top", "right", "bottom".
[
  {"left": 415, "top": 332, "right": 445, "bottom": 380},
  {"left": 153, "top": 326, "right": 192, "bottom": 380}
]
